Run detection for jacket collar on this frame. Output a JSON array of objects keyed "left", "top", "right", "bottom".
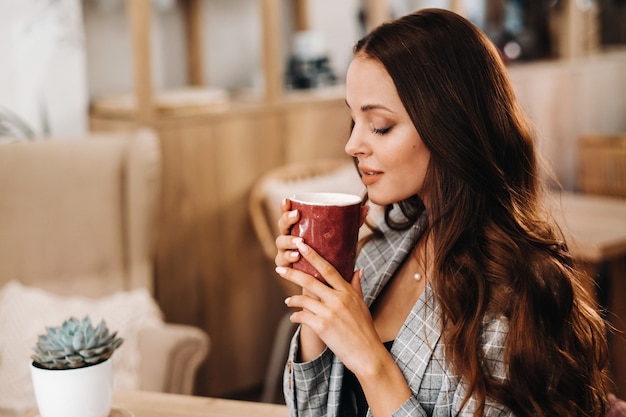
[{"left": 358, "top": 208, "right": 429, "bottom": 307}]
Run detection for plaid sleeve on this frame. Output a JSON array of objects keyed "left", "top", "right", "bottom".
[
  {"left": 284, "top": 326, "right": 338, "bottom": 417},
  {"left": 451, "top": 316, "right": 515, "bottom": 416},
  {"left": 480, "top": 315, "right": 509, "bottom": 382}
]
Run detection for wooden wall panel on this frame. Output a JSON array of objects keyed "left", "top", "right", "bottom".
[
  {"left": 89, "top": 91, "right": 350, "bottom": 398},
  {"left": 204, "top": 113, "right": 287, "bottom": 396},
  {"left": 283, "top": 97, "right": 352, "bottom": 163},
  {"left": 154, "top": 122, "right": 221, "bottom": 325},
  {"left": 150, "top": 113, "right": 289, "bottom": 397}
]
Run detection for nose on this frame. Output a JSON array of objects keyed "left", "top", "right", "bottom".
[{"left": 345, "top": 124, "right": 368, "bottom": 157}]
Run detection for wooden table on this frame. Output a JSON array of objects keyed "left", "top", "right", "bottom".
[
  {"left": 548, "top": 191, "right": 626, "bottom": 395},
  {"left": 548, "top": 191, "right": 626, "bottom": 301},
  {"left": 115, "top": 391, "right": 288, "bottom": 417},
  {"left": 549, "top": 191, "right": 626, "bottom": 263},
  {"left": 25, "top": 390, "right": 289, "bottom": 417}
]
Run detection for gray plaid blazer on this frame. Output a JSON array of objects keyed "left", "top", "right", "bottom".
[{"left": 283, "top": 212, "right": 515, "bottom": 417}]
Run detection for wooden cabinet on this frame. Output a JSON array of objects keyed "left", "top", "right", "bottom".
[{"left": 91, "top": 97, "right": 349, "bottom": 398}]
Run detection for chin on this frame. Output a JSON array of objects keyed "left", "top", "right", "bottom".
[
  {"left": 366, "top": 192, "right": 395, "bottom": 207},
  {"left": 368, "top": 189, "right": 424, "bottom": 208}
]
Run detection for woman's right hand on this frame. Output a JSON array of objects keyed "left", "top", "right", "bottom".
[
  {"left": 274, "top": 197, "right": 360, "bottom": 363},
  {"left": 274, "top": 198, "right": 302, "bottom": 268},
  {"left": 274, "top": 197, "right": 370, "bottom": 269}
]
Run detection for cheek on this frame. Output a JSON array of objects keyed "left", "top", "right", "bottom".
[
  {"left": 382, "top": 152, "right": 428, "bottom": 199},
  {"left": 406, "top": 146, "right": 431, "bottom": 192}
]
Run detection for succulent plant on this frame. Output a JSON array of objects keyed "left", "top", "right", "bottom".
[{"left": 31, "top": 316, "right": 124, "bottom": 370}]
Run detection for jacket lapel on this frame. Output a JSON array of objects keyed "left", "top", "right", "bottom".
[
  {"left": 357, "top": 210, "right": 428, "bottom": 307},
  {"left": 391, "top": 286, "right": 442, "bottom": 393},
  {"left": 356, "top": 210, "right": 441, "bottom": 393}
]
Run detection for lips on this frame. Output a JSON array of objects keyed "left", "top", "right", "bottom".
[{"left": 358, "top": 166, "right": 383, "bottom": 185}]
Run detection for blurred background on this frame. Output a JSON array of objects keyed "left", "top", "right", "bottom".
[{"left": 0, "top": 0, "right": 625, "bottom": 406}]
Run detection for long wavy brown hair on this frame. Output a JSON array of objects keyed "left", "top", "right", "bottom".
[{"left": 354, "top": 8, "right": 609, "bottom": 416}]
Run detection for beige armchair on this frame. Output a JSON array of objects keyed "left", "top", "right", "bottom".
[{"left": 0, "top": 129, "right": 209, "bottom": 415}]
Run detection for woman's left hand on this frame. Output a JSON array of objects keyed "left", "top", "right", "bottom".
[{"left": 276, "top": 240, "right": 386, "bottom": 373}]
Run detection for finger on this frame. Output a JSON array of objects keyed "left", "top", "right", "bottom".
[
  {"left": 275, "top": 265, "right": 333, "bottom": 299},
  {"left": 284, "top": 294, "right": 324, "bottom": 315},
  {"left": 278, "top": 208, "right": 299, "bottom": 235},
  {"left": 274, "top": 236, "right": 303, "bottom": 266},
  {"left": 275, "top": 235, "right": 303, "bottom": 253},
  {"left": 294, "top": 240, "right": 349, "bottom": 290},
  {"left": 351, "top": 268, "right": 364, "bottom": 295},
  {"left": 281, "top": 197, "right": 291, "bottom": 212},
  {"left": 274, "top": 248, "right": 301, "bottom": 267},
  {"left": 287, "top": 308, "right": 319, "bottom": 328}
]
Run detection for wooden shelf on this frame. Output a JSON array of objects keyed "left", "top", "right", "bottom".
[{"left": 122, "top": 0, "right": 294, "bottom": 123}]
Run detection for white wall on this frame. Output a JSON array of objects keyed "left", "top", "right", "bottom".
[
  {"left": 83, "top": 0, "right": 362, "bottom": 97},
  {"left": 307, "top": 0, "right": 361, "bottom": 78},
  {"left": 2, "top": 1, "right": 625, "bottom": 190},
  {"left": 0, "top": 0, "right": 88, "bottom": 137},
  {"left": 83, "top": 0, "right": 187, "bottom": 98},
  {"left": 508, "top": 50, "right": 626, "bottom": 190}
]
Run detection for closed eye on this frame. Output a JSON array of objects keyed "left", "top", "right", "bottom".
[{"left": 372, "top": 126, "right": 392, "bottom": 135}]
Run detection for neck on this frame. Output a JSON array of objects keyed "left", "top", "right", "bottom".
[{"left": 411, "top": 235, "right": 433, "bottom": 282}]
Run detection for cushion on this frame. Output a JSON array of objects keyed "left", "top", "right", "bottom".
[
  {"left": 0, "top": 281, "right": 164, "bottom": 416},
  {"left": 0, "top": 138, "right": 128, "bottom": 293}
]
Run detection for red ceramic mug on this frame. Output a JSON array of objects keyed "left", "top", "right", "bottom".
[{"left": 290, "top": 192, "right": 362, "bottom": 283}]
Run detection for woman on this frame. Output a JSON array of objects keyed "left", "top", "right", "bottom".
[{"left": 274, "top": 8, "right": 610, "bottom": 417}]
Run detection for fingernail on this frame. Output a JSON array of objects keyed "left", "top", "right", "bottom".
[
  {"left": 288, "top": 210, "right": 298, "bottom": 219},
  {"left": 289, "top": 251, "right": 299, "bottom": 259},
  {"left": 295, "top": 240, "right": 309, "bottom": 254},
  {"left": 275, "top": 266, "right": 287, "bottom": 276},
  {"left": 284, "top": 297, "right": 291, "bottom": 305},
  {"left": 359, "top": 268, "right": 364, "bottom": 279}
]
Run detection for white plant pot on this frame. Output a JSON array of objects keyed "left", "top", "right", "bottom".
[{"left": 30, "top": 359, "right": 113, "bottom": 417}]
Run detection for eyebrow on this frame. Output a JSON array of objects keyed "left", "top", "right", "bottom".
[{"left": 344, "top": 100, "right": 396, "bottom": 114}]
